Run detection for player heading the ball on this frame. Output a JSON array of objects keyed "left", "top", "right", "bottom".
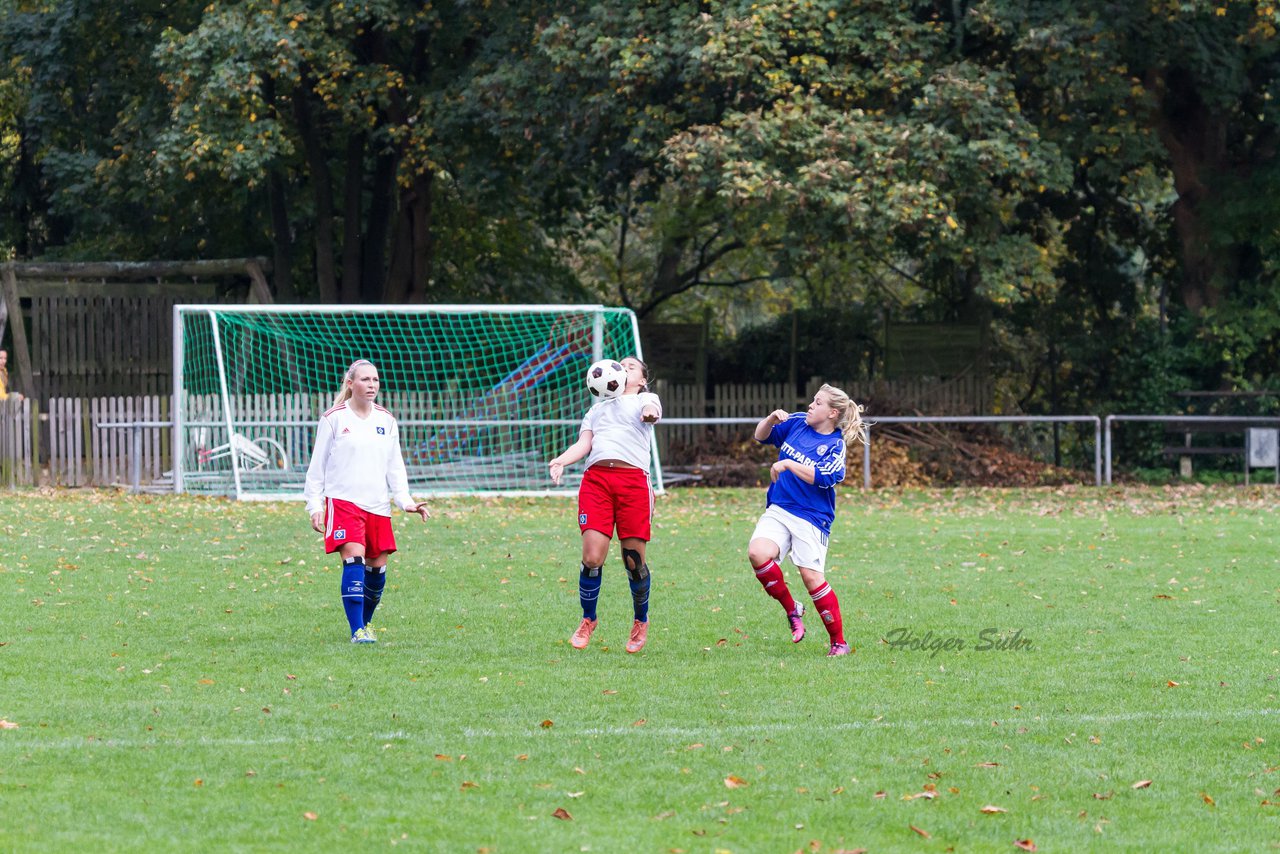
[{"left": 549, "top": 356, "right": 661, "bottom": 654}]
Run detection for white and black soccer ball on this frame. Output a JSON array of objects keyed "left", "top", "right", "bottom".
[{"left": 586, "top": 359, "right": 627, "bottom": 399}]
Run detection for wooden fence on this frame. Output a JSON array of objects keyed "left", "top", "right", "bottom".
[{"left": 0, "top": 377, "right": 990, "bottom": 489}]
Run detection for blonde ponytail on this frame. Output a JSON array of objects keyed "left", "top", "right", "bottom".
[
  {"left": 333, "top": 359, "right": 375, "bottom": 407},
  {"left": 820, "top": 383, "right": 869, "bottom": 447}
]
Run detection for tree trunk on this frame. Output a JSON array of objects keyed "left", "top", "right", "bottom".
[
  {"left": 384, "top": 172, "right": 433, "bottom": 303},
  {"left": 361, "top": 150, "right": 397, "bottom": 303},
  {"left": 266, "top": 168, "right": 293, "bottom": 301},
  {"left": 340, "top": 134, "right": 365, "bottom": 304},
  {"left": 1147, "top": 67, "right": 1231, "bottom": 313},
  {"left": 292, "top": 78, "right": 338, "bottom": 303}
]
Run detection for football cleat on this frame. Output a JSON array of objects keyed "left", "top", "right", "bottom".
[
  {"left": 363, "top": 624, "right": 378, "bottom": 642},
  {"left": 351, "top": 626, "right": 376, "bottom": 644},
  {"left": 570, "top": 618, "right": 598, "bottom": 649},
  {"left": 827, "top": 641, "right": 851, "bottom": 657},
  {"left": 787, "top": 604, "right": 806, "bottom": 643},
  {"left": 625, "top": 619, "right": 648, "bottom": 654}
]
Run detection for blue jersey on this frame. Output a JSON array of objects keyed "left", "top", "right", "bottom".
[{"left": 759, "top": 413, "right": 846, "bottom": 534}]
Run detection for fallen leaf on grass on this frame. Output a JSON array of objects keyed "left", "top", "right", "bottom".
[
  {"left": 1092, "top": 792, "right": 1113, "bottom": 800},
  {"left": 460, "top": 781, "right": 478, "bottom": 790},
  {"left": 1132, "top": 780, "right": 1152, "bottom": 789},
  {"left": 434, "top": 754, "right": 452, "bottom": 761},
  {"left": 724, "top": 775, "right": 749, "bottom": 789},
  {"left": 975, "top": 762, "right": 1000, "bottom": 768},
  {"left": 633, "top": 719, "right": 647, "bottom": 727},
  {"left": 0, "top": 720, "right": 19, "bottom": 729},
  {"left": 515, "top": 754, "right": 528, "bottom": 761},
  {"left": 1013, "top": 840, "right": 1036, "bottom": 851},
  {"left": 902, "top": 791, "right": 937, "bottom": 801},
  {"left": 979, "top": 805, "right": 1007, "bottom": 814},
  {"left": 1167, "top": 681, "right": 1179, "bottom": 688},
  {"left": 540, "top": 719, "right": 554, "bottom": 728},
  {"left": 303, "top": 812, "right": 317, "bottom": 821},
  {"left": 602, "top": 689, "right": 617, "bottom": 695},
  {"left": 552, "top": 807, "right": 572, "bottom": 820},
  {"left": 910, "top": 825, "right": 931, "bottom": 839},
  {"left": 1201, "top": 792, "right": 1215, "bottom": 807},
  {"left": 567, "top": 791, "right": 584, "bottom": 798}
]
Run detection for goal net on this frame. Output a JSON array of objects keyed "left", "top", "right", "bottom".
[{"left": 172, "top": 304, "right": 657, "bottom": 499}]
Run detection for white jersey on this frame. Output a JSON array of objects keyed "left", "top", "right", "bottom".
[
  {"left": 303, "top": 402, "right": 415, "bottom": 517},
  {"left": 582, "top": 391, "right": 662, "bottom": 470}
]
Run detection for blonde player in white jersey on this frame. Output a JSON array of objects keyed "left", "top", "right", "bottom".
[
  {"left": 304, "top": 359, "right": 429, "bottom": 644},
  {"left": 549, "top": 356, "right": 661, "bottom": 654}
]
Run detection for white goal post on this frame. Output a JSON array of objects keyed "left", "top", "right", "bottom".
[{"left": 172, "top": 304, "right": 661, "bottom": 500}]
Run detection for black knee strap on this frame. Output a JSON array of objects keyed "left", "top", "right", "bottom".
[
  {"left": 622, "top": 548, "right": 649, "bottom": 581},
  {"left": 581, "top": 562, "right": 602, "bottom": 578}
]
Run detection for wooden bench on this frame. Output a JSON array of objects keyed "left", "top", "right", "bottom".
[{"left": 1161, "top": 420, "right": 1258, "bottom": 476}]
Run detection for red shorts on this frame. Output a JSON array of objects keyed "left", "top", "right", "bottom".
[
  {"left": 323, "top": 498, "right": 397, "bottom": 559},
  {"left": 578, "top": 464, "right": 653, "bottom": 540}
]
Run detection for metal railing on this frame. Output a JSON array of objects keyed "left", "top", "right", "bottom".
[
  {"left": 87, "top": 414, "right": 1280, "bottom": 492},
  {"left": 1103, "top": 415, "right": 1280, "bottom": 485}
]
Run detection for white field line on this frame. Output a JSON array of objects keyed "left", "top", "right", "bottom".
[{"left": 3, "top": 706, "right": 1277, "bottom": 750}]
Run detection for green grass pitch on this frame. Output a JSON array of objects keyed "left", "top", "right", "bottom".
[{"left": 1, "top": 487, "right": 1278, "bottom": 851}]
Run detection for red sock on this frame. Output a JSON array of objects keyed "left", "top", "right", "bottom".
[
  {"left": 809, "top": 582, "right": 844, "bottom": 644},
  {"left": 752, "top": 559, "right": 798, "bottom": 615}
]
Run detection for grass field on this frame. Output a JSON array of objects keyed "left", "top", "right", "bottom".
[{"left": 2, "top": 486, "right": 1279, "bottom": 852}]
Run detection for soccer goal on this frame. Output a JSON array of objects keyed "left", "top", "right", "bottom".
[{"left": 172, "top": 304, "right": 658, "bottom": 499}]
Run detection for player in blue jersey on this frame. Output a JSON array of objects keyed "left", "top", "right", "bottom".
[
  {"left": 304, "top": 360, "right": 430, "bottom": 644},
  {"left": 747, "top": 384, "right": 868, "bottom": 656}
]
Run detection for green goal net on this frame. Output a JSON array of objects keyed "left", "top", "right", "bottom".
[{"left": 173, "top": 304, "right": 654, "bottom": 499}]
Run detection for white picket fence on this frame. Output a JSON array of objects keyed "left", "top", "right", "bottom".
[{"left": 0, "top": 377, "right": 990, "bottom": 488}]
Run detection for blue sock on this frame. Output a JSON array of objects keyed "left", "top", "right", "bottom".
[
  {"left": 579, "top": 563, "right": 602, "bottom": 621},
  {"left": 363, "top": 567, "right": 386, "bottom": 625},
  {"left": 629, "top": 570, "right": 650, "bottom": 623},
  {"left": 340, "top": 557, "right": 366, "bottom": 635}
]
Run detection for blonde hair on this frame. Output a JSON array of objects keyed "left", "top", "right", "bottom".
[
  {"left": 333, "top": 359, "right": 376, "bottom": 407},
  {"left": 820, "top": 383, "right": 869, "bottom": 447}
]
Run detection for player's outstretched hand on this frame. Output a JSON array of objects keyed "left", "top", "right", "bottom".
[
  {"left": 408, "top": 502, "right": 431, "bottom": 521},
  {"left": 548, "top": 461, "right": 564, "bottom": 485},
  {"left": 310, "top": 511, "right": 325, "bottom": 534}
]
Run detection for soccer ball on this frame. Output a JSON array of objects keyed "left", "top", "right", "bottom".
[{"left": 586, "top": 359, "right": 627, "bottom": 399}]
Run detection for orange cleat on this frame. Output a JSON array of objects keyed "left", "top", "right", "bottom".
[
  {"left": 570, "top": 618, "right": 598, "bottom": 649},
  {"left": 625, "top": 619, "right": 649, "bottom": 654}
]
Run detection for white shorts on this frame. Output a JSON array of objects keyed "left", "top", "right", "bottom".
[{"left": 750, "top": 505, "right": 829, "bottom": 573}]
